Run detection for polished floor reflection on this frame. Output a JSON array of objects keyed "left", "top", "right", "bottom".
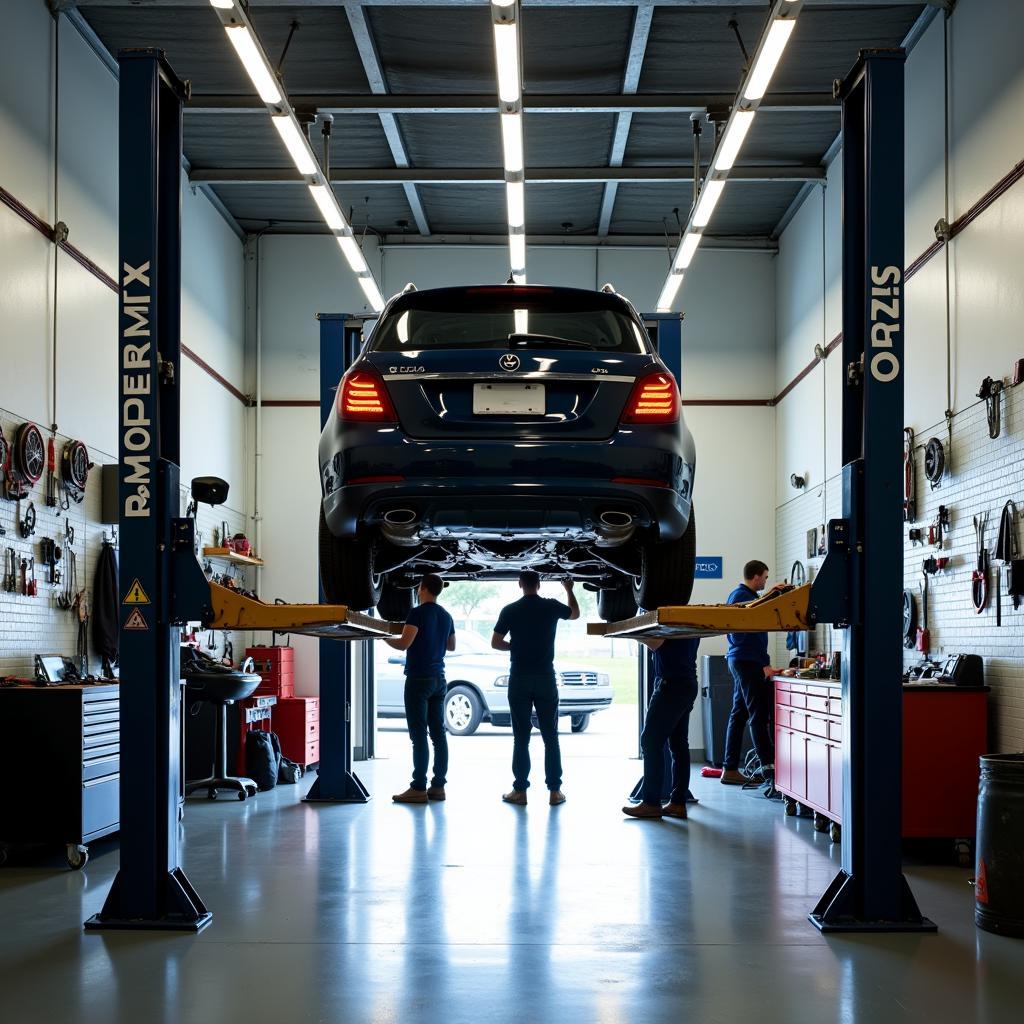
[{"left": 0, "top": 715, "right": 1021, "bottom": 1023}]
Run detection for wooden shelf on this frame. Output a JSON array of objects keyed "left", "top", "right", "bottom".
[{"left": 203, "top": 547, "right": 264, "bottom": 567}]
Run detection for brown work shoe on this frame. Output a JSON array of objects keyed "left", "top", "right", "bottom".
[
  {"left": 622, "top": 802, "right": 663, "bottom": 819},
  {"left": 503, "top": 790, "right": 527, "bottom": 805},
  {"left": 720, "top": 769, "right": 747, "bottom": 786},
  {"left": 661, "top": 802, "right": 688, "bottom": 819},
  {"left": 393, "top": 787, "right": 428, "bottom": 804},
  {"left": 549, "top": 790, "right": 566, "bottom": 806},
  {"left": 427, "top": 786, "right": 446, "bottom": 801}
]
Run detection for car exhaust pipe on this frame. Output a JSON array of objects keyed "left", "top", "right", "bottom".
[
  {"left": 381, "top": 508, "right": 420, "bottom": 547},
  {"left": 595, "top": 510, "right": 636, "bottom": 547}
]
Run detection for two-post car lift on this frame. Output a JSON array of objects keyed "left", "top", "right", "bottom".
[{"left": 87, "top": 48, "right": 931, "bottom": 934}]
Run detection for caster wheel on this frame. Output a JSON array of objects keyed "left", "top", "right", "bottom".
[
  {"left": 795, "top": 802, "right": 812, "bottom": 818},
  {"left": 783, "top": 797, "right": 797, "bottom": 817},
  {"left": 813, "top": 812, "right": 829, "bottom": 833},
  {"left": 236, "top": 791, "right": 247, "bottom": 801},
  {"left": 66, "top": 844, "right": 89, "bottom": 870},
  {"left": 207, "top": 789, "right": 219, "bottom": 800},
  {"left": 829, "top": 821, "right": 841, "bottom": 843}
]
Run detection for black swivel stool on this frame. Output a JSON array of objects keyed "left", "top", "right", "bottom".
[{"left": 184, "top": 670, "right": 262, "bottom": 801}]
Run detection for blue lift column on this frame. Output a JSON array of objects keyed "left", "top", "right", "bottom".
[
  {"left": 86, "top": 50, "right": 211, "bottom": 932},
  {"left": 305, "top": 315, "right": 371, "bottom": 803},
  {"left": 809, "top": 50, "right": 934, "bottom": 933}
]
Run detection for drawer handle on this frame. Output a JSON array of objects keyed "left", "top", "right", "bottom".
[{"left": 84, "top": 773, "right": 120, "bottom": 787}]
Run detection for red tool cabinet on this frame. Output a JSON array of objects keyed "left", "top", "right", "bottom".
[
  {"left": 272, "top": 696, "right": 320, "bottom": 769},
  {"left": 774, "top": 676, "right": 987, "bottom": 842},
  {"left": 245, "top": 645, "right": 294, "bottom": 699}
]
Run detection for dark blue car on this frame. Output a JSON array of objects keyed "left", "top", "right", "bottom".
[{"left": 318, "top": 284, "right": 696, "bottom": 621}]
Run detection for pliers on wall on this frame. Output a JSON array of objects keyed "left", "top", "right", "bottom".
[{"left": 972, "top": 512, "right": 989, "bottom": 613}]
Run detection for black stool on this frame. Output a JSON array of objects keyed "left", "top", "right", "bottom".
[{"left": 184, "top": 671, "right": 261, "bottom": 801}]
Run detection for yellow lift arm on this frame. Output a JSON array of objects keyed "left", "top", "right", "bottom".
[
  {"left": 588, "top": 583, "right": 813, "bottom": 640},
  {"left": 206, "top": 581, "right": 402, "bottom": 640}
]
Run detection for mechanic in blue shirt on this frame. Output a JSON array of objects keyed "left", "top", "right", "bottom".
[
  {"left": 721, "top": 560, "right": 781, "bottom": 785},
  {"left": 623, "top": 636, "right": 700, "bottom": 820},
  {"left": 385, "top": 574, "right": 455, "bottom": 804},
  {"left": 492, "top": 570, "right": 579, "bottom": 806}
]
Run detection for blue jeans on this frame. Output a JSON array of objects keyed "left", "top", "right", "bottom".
[
  {"left": 723, "top": 659, "right": 774, "bottom": 771},
  {"left": 640, "top": 674, "right": 698, "bottom": 805},
  {"left": 508, "top": 672, "right": 562, "bottom": 791},
  {"left": 404, "top": 674, "right": 448, "bottom": 790}
]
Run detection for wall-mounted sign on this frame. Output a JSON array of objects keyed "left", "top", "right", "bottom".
[{"left": 694, "top": 557, "right": 723, "bottom": 579}]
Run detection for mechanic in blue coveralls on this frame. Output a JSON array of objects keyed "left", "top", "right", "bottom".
[
  {"left": 622, "top": 637, "right": 700, "bottom": 820},
  {"left": 491, "top": 570, "right": 579, "bottom": 806}
]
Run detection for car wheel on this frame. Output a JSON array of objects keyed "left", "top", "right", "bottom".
[
  {"left": 444, "top": 685, "right": 483, "bottom": 736},
  {"left": 632, "top": 503, "right": 696, "bottom": 610},
  {"left": 570, "top": 713, "right": 591, "bottom": 733},
  {"left": 597, "top": 586, "right": 638, "bottom": 623},
  {"left": 319, "top": 507, "right": 382, "bottom": 610},
  {"left": 377, "top": 581, "right": 414, "bottom": 621}
]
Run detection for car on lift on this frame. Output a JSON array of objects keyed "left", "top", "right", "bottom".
[
  {"left": 375, "top": 630, "right": 613, "bottom": 736},
  {"left": 318, "top": 284, "right": 696, "bottom": 622}
]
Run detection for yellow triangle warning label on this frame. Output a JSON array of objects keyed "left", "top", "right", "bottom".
[
  {"left": 123, "top": 579, "right": 151, "bottom": 605},
  {"left": 124, "top": 608, "right": 149, "bottom": 631}
]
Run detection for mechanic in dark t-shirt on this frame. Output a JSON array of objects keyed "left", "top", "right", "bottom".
[
  {"left": 385, "top": 574, "right": 455, "bottom": 804},
  {"left": 492, "top": 570, "right": 579, "bottom": 805}
]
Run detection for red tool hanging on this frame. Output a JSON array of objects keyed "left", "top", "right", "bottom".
[{"left": 45, "top": 435, "right": 57, "bottom": 507}]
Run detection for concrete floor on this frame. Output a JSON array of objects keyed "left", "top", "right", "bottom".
[{"left": 0, "top": 707, "right": 1021, "bottom": 1024}]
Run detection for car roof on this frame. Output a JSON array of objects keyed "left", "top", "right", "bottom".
[{"left": 381, "top": 283, "right": 639, "bottom": 318}]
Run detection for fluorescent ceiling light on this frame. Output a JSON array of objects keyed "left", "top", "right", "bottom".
[
  {"left": 358, "top": 275, "right": 385, "bottom": 313},
  {"left": 714, "top": 110, "right": 756, "bottom": 172},
  {"left": 209, "top": 0, "right": 235, "bottom": 9},
  {"left": 656, "top": 273, "right": 684, "bottom": 313},
  {"left": 272, "top": 115, "right": 318, "bottom": 176},
  {"left": 308, "top": 185, "right": 345, "bottom": 231},
  {"left": 509, "top": 233, "right": 526, "bottom": 270},
  {"left": 692, "top": 179, "right": 725, "bottom": 229},
  {"left": 506, "top": 181, "right": 525, "bottom": 229},
  {"left": 673, "top": 232, "right": 702, "bottom": 272},
  {"left": 493, "top": 22, "right": 521, "bottom": 104},
  {"left": 501, "top": 113, "right": 524, "bottom": 174},
  {"left": 492, "top": 0, "right": 516, "bottom": 7},
  {"left": 223, "top": 26, "right": 281, "bottom": 105},
  {"left": 743, "top": 18, "right": 797, "bottom": 101},
  {"left": 337, "top": 234, "right": 368, "bottom": 274}
]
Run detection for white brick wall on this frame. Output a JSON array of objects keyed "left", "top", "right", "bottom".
[
  {"left": 775, "top": 383, "right": 1024, "bottom": 752},
  {"left": 0, "top": 407, "right": 251, "bottom": 679}
]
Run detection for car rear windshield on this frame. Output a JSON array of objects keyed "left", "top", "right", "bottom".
[{"left": 370, "top": 287, "right": 648, "bottom": 353}]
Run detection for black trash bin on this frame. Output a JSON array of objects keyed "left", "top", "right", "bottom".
[{"left": 975, "top": 753, "right": 1024, "bottom": 938}]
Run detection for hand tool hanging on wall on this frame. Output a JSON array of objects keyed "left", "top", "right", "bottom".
[
  {"left": 927, "top": 505, "right": 950, "bottom": 548},
  {"left": 45, "top": 435, "right": 57, "bottom": 507},
  {"left": 902, "top": 589, "right": 917, "bottom": 649},
  {"left": 40, "top": 537, "right": 62, "bottom": 586},
  {"left": 3, "top": 548, "right": 16, "bottom": 593},
  {"left": 995, "top": 499, "right": 1022, "bottom": 611},
  {"left": 60, "top": 439, "right": 92, "bottom": 508},
  {"left": 18, "top": 500, "right": 36, "bottom": 539},
  {"left": 976, "top": 376, "right": 1004, "bottom": 439},
  {"left": 74, "top": 588, "right": 90, "bottom": 676},
  {"left": 0, "top": 426, "right": 9, "bottom": 492},
  {"left": 915, "top": 575, "right": 930, "bottom": 654},
  {"left": 924, "top": 436, "right": 945, "bottom": 490},
  {"left": 903, "top": 427, "right": 916, "bottom": 521},
  {"left": 972, "top": 512, "right": 990, "bottom": 613}
]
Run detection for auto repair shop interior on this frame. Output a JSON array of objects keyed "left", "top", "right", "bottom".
[{"left": 1, "top": 0, "right": 1024, "bottom": 1021}]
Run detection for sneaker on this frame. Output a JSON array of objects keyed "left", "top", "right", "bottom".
[
  {"left": 549, "top": 790, "right": 566, "bottom": 806},
  {"left": 720, "top": 769, "right": 747, "bottom": 786},
  {"left": 502, "top": 790, "right": 527, "bottom": 805},
  {"left": 393, "top": 788, "right": 428, "bottom": 804},
  {"left": 622, "top": 802, "right": 663, "bottom": 819},
  {"left": 427, "top": 786, "right": 446, "bottom": 801},
  {"left": 661, "top": 802, "right": 688, "bottom": 819}
]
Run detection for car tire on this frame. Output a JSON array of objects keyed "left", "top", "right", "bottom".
[
  {"left": 319, "top": 507, "right": 382, "bottom": 611},
  {"left": 444, "top": 685, "right": 483, "bottom": 736},
  {"left": 597, "top": 586, "right": 638, "bottom": 623},
  {"left": 377, "top": 582, "right": 414, "bottom": 622},
  {"left": 632, "top": 503, "right": 696, "bottom": 610},
  {"left": 570, "top": 713, "right": 591, "bottom": 733}
]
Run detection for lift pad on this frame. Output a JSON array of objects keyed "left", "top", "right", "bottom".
[
  {"left": 206, "top": 582, "right": 402, "bottom": 640},
  {"left": 588, "top": 583, "right": 812, "bottom": 640}
]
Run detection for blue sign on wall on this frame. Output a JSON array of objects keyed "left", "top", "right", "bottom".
[{"left": 694, "top": 556, "right": 723, "bottom": 579}]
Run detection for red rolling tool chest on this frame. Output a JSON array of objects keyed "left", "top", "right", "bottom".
[
  {"left": 272, "top": 696, "right": 320, "bottom": 769},
  {"left": 245, "top": 645, "right": 294, "bottom": 698}
]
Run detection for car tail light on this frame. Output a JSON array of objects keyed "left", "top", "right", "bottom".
[
  {"left": 338, "top": 368, "right": 396, "bottom": 422},
  {"left": 620, "top": 372, "right": 680, "bottom": 424}
]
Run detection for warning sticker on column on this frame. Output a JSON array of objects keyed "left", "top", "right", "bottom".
[
  {"left": 123, "top": 578, "right": 151, "bottom": 605},
  {"left": 124, "top": 608, "right": 149, "bottom": 631}
]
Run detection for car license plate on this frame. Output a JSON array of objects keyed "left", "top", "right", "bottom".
[{"left": 473, "top": 383, "right": 545, "bottom": 415}]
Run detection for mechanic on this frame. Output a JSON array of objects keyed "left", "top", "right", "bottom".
[
  {"left": 385, "top": 574, "right": 456, "bottom": 804},
  {"left": 721, "top": 560, "right": 781, "bottom": 785},
  {"left": 622, "top": 636, "right": 700, "bottom": 820},
  {"left": 491, "top": 570, "right": 579, "bottom": 806}
]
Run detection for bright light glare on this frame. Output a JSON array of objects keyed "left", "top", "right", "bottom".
[
  {"left": 209, "top": 0, "right": 235, "bottom": 9},
  {"left": 714, "top": 110, "right": 756, "bottom": 171},
  {"left": 743, "top": 18, "right": 797, "bottom": 101},
  {"left": 512, "top": 271, "right": 527, "bottom": 285},
  {"left": 509, "top": 233, "right": 526, "bottom": 270},
  {"left": 272, "top": 115, "right": 318, "bottom": 175},
  {"left": 673, "top": 232, "right": 702, "bottom": 272},
  {"left": 491, "top": 0, "right": 516, "bottom": 7},
  {"left": 501, "top": 113, "right": 524, "bottom": 173},
  {"left": 514, "top": 308, "right": 529, "bottom": 334},
  {"left": 308, "top": 185, "right": 345, "bottom": 230},
  {"left": 224, "top": 26, "right": 281, "bottom": 105},
  {"left": 493, "top": 22, "right": 521, "bottom": 104},
  {"left": 506, "top": 181, "right": 525, "bottom": 228},
  {"left": 337, "top": 234, "right": 368, "bottom": 274},
  {"left": 656, "top": 272, "right": 684, "bottom": 312},
  {"left": 692, "top": 179, "right": 725, "bottom": 229},
  {"left": 358, "top": 275, "right": 385, "bottom": 313},
  {"left": 397, "top": 311, "right": 410, "bottom": 343}
]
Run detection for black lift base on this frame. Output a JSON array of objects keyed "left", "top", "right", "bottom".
[
  {"left": 303, "top": 771, "right": 371, "bottom": 804},
  {"left": 84, "top": 868, "right": 213, "bottom": 933},
  {"left": 808, "top": 870, "right": 938, "bottom": 934}
]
